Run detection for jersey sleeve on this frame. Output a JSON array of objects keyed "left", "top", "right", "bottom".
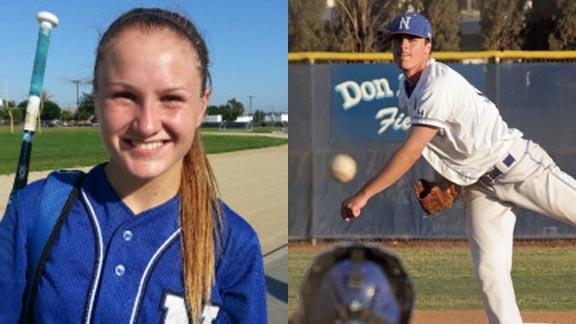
[
  {"left": 0, "top": 182, "right": 44, "bottom": 322},
  {"left": 410, "top": 76, "right": 454, "bottom": 129},
  {"left": 214, "top": 202, "right": 267, "bottom": 324}
]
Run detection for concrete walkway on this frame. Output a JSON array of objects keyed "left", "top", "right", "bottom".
[
  {"left": 264, "top": 244, "right": 288, "bottom": 324},
  {"left": 208, "top": 144, "right": 288, "bottom": 323}
]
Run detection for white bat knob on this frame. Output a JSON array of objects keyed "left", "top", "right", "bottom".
[{"left": 36, "top": 11, "right": 59, "bottom": 28}]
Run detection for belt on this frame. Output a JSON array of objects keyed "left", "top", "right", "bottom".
[{"left": 479, "top": 153, "right": 516, "bottom": 185}]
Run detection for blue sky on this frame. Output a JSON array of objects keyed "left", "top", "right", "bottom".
[{"left": 0, "top": 1, "right": 287, "bottom": 112}]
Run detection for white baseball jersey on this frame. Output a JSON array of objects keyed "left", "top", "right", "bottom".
[
  {"left": 397, "top": 58, "right": 576, "bottom": 324},
  {"left": 398, "top": 58, "right": 523, "bottom": 186}
]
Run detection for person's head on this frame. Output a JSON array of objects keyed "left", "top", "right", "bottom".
[
  {"left": 295, "top": 243, "right": 415, "bottom": 324},
  {"left": 93, "top": 8, "right": 219, "bottom": 321},
  {"left": 387, "top": 13, "right": 432, "bottom": 80},
  {"left": 93, "top": 7, "right": 211, "bottom": 183}
]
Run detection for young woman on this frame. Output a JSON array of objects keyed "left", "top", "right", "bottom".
[{"left": 0, "top": 8, "right": 266, "bottom": 323}]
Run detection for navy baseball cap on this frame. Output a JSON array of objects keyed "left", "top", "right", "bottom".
[
  {"left": 388, "top": 13, "right": 432, "bottom": 41},
  {"left": 296, "top": 242, "right": 415, "bottom": 324}
]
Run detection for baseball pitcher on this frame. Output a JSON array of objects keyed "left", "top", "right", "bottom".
[{"left": 341, "top": 12, "right": 576, "bottom": 324}]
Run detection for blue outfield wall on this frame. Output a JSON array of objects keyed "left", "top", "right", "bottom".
[{"left": 288, "top": 62, "right": 576, "bottom": 240}]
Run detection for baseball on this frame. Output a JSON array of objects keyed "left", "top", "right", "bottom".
[{"left": 330, "top": 154, "right": 357, "bottom": 183}]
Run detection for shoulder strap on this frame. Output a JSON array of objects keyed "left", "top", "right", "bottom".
[
  {"left": 22, "top": 170, "right": 85, "bottom": 322},
  {"left": 28, "top": 170, "right": 86, "bottom": 280}
]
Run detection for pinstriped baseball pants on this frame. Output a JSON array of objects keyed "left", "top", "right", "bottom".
[{"left": 465, "top": 138, "right": 576, "bottom": 324}]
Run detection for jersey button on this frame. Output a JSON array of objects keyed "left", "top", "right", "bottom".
[
  {"left": 115, "top": 264, "right": 125, "bottom": 276},
  {"left": 123, "top": 230, "right": 133, "bottom": 241}
]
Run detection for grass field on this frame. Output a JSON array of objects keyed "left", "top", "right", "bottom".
[
  {"left": 289, "top": 242, "right": 576, "bottom": 312},
  {"left": 0, "top": 126, "right": 287, "bottom": 175}
]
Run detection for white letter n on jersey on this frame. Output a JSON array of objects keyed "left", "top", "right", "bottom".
[{"left": 162, "top": 292, "right": 220, "bottom": 323}]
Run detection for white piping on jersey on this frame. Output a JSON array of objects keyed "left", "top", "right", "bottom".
[
  {"left": 80, "top": 189, "right": 105, "bottom": 324},
  {"left": 527, "top": 150, "right": 576, "bottom": 191},
  {"left": 129, "top": 228, "right": 181, "bottom": 324}
]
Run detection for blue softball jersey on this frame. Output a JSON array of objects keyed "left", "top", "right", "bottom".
[{"left": 0, "top": 164, "right": 267, "bottom": 323}]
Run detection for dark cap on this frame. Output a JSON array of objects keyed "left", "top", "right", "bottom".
[{"left": 295, "top": 242, "right": 415, "bottom": 324}]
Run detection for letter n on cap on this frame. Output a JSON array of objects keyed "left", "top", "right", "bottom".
[{"left": 400, "top": 17, "right": 411, "bottom": 30}]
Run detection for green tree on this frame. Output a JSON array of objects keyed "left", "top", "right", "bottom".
[
  {"left": 424, "top": 0, "right": 461, "bottom": 51},
  {"left": 253, "top": 109, "right": 266, "bottom": 123},
  {"left": 458, "top": 0, "right": 479, "bottom": 10},
  {"left": 548, "top": 0, "right": 576, "bottom": 50},
  {"left": 289, "top": 0, "right": 412, "bottom": 52},
  {"left": 1, "top": 99, "right": 15, "bottom": 108},
  {"left": 206, "top": 105, "right": 220, "bottom": 116},
  {"left": 480, "top": 0, "right": 527, "bottom": 50},
  {"left": 226, "top": 98, "right": 244, "bottom": 121},
  {"left": 61, "top": 109, "right": 75, "bottom": 122},
  {"left": 288, "top": 0, "right": 333, "bottom": 51},
  {"left": 1, "top": 99, "right": 15, "bottom": 120},
  {"left": 40, "top": 100, "right": 61, "bottom": 120},
  {"left": 76, "top": 92, "right": 95, "bottom": 121},
  {"left": 2, "top": 99, "right": 17, "bottom": 131},
  {"left": 330, "top": 0, "right": 407, "bottom": 52},
  {"left": 206, "top": 99, "right": 245, "bottom": 121},
  {"left": 523, "top": 9, "right": 556, "bottom": 49},
  {"left": 12, "top": 107, "right": 24, "bottom": 122},
  {"left": 211, "top": 105, "right": 227, "bottom": 119}
]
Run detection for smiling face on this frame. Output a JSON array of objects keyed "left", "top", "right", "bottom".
[
  {"left": 391, "top": 34, "right": 431, "bottom": 83},
  {"left": 94, "top": 26, "right": 209, "bottom": 183}
]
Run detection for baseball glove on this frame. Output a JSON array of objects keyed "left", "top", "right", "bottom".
[{"left": 414, "top": 178, "right": 460, "bottom": 215}]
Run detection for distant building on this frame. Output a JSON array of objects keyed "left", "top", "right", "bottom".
[
  {"left": 235, "top": 115, "right": 254, "bottom": 123},
  {"left": 203, "top": 115, "right": 222, "bottom": 123},
  {"left": 263, "top": 112, "right": 288, "bottom": 126},
  {"left": 459, "top": 10, "right": 482, "bottom": 51}
]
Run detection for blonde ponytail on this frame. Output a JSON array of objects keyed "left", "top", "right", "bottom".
[{"left": 179, "top": 131, "right": 221, "bottom": 320}]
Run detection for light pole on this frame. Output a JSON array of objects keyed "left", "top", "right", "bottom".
[
  {"left": 66, "top": 78, "right": 91, "bottom": 109},
  {"left": 248, "top": 95, "right": 254, "bottom": 116}
]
